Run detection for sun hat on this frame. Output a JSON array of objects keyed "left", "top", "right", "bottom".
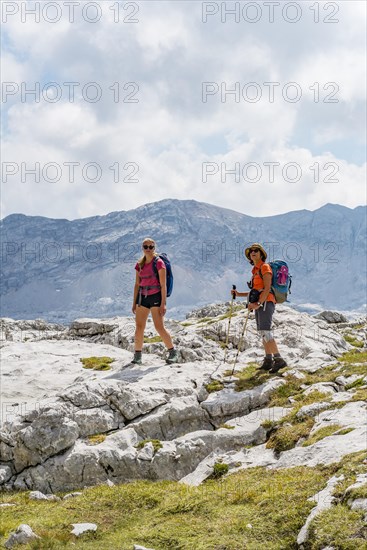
[{"left": 245, "top": 243, "right": 267, "bottom": 261}]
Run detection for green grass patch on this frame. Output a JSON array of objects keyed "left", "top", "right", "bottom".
[
  {"left": 144, "top": 335, "right": 162, "bottom": 343},
  {"left": 307, "top": 504, "right": 367, "bottom": 549},
  {"left": 345, "top": 377, "right": 366, "bottom": 390},
  {"left": 338, "top": 349, "right": 367, "bottom": 364},
  {"left": 351, "top": 388, "right": 367, "bottom": 402},
  {"left": 267, "top": 376, "right": 304, "bottom": 407},
  {"left": 196, "top": 317, "right": 213, "bottom": 324},
  {"left": 135, "top": 439, "right": 162, "bottom": 454},
  {"left": 218, "top": 312, "right": 238, "bottom": 321},
  {"left": 225, "top": 363, "right": 270, "bottom": 392},
  {"left": 80, "top": 356, "right": 114, "bottom": 371},
  {"left": 302, "top": 424, "right": 342, "bottom": 447},
  {"left": 266, "top": 418, "right": 314, "bottom": 454},
  {"left": 181, "top": 322, "right": 193, "bottom": 327},
  {"left": 218, "top": 423, "right": 235, "bottom": 430},
  {"left": 205, "top": 380, "right": 224, "bottom": 393},
  {"left": 337, "top": 427, "right": 355, "bottom": 436},
  {"left": 87, "top": 434, "right": 107, "bottom": 445},
  {"left": 1, "top": 461, "right": 362, "bottom": 550},
  {"left": 344, "top": 334, "right": 364, "bottom": 348}
]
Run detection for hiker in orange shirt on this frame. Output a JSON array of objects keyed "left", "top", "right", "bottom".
[{"left": 232, "top": 243, "right": 287, "bottom": 373}]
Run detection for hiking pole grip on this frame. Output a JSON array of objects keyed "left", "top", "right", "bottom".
[{"left": 232, "top": 284, "right": 236, "bottom": 300}]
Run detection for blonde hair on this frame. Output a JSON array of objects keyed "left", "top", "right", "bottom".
[{"left": 138, "top": 237, "right": 158, "bottom": 269}]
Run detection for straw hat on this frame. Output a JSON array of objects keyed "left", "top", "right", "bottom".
[{"left": 245, "top": 243, "right": 267, "bottom": 261}]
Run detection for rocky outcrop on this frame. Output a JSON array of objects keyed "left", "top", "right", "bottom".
[
  {"left": 0, "top": 305, "right": 365, "bottom": 494},
  {"left": 314, "top": 311, "right": 349, "bottom": 324}
]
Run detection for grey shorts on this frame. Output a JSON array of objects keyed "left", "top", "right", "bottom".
[{"left": 255, "top": 302, "right": 275, "bottom": 331}]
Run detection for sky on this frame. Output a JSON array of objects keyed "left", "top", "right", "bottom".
[{"left": 1, "top": 0, "right": 366, "bottom": 220}]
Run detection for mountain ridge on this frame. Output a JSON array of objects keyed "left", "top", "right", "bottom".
[{"left": 1, "top": 200, "right": 366, "bottom": 322}]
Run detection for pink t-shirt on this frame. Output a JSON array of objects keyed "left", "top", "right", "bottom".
[{"left": 135, "top": 258, "right": 165, "bottom": 296}]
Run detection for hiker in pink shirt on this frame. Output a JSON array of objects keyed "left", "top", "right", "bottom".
[{"left": 131, "top": 237, "right": 178, "bottom": 365}]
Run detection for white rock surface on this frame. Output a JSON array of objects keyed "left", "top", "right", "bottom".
[
  {"left": 349, "top": 498, "right": 367, "bottom": 512},
  {"left": 0, "top": 308, "right": 363, "bottom": 493},
  {"left": 29, "top": 490, "right": 60, "bottom": 501},
  {"left": 71, "top": 523, "right": 97, "bottom": 536},
  {"left": 297, "top": 475, "right": 344, "bottom": 546}
]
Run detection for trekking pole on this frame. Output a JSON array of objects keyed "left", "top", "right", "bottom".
[
  {"left": 231, "top": 300, "right": 250, "bottom": 375},
  {"left": 223, "top": 285, "right": 236, "bottom": 363}
]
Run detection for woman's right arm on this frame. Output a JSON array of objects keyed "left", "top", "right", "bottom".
[
  {"left": 231, "top": 289, "right": 249, "bottom": 298},
  {"left": 132, "top": 271, "right": 140, "bottom": 314}
]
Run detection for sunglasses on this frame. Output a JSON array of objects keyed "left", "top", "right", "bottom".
[
  {"left": 250, "top": 248, "right": 260, "bottom": 253},
  {"left": 143, "top": 245, "right": 155, "bottom": 250}
]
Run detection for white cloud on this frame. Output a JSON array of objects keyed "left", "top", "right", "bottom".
[{"left": 1, "top": 0, "right": 365, "bottom": 219}]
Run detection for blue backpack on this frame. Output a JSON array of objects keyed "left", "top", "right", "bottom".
[
  {"left": 258, "top": 260, "right": 292, "bottom": 303},
  {"left": 153, "top": 253, "right": 173, "bottom": 297}
]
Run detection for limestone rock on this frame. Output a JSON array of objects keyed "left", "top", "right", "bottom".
[
  {"left": 296, "top": 402, "right": 332, "bottom": 420},
  {"left": 349, "top": 498, "right": 367, "bottom": 512},
  {"left": 303, "top": 382, "right": 339, "bottom": 396},
  {"left": 29, "top": 491, "right": 60, "bottom": 501},
  {"left": 314, "top": 311, "right": 348, "bottom": 323},
  {"left": 137, "top": 442, "right": 154, "bottom": 461},
  {"left": 297, "top": 475, "right": 343, "bottom": 546},
  {"left": 63, "top": 492, "right": 83, "bottom": 499},
  {"left": 5, "top": 524, "right": 40, "bottom": 548},
  {"left": 71, "top": 523, "right": 97, "bottom": 536}
]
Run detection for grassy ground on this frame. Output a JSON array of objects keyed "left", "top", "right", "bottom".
[
  {"left": 80, "top": 356, "right": 115, "bottom": 371},
  {"left": 1, "top": 453, "right": 366, "bottom": 549}
]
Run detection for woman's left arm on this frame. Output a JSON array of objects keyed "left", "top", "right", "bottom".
[{"left": 158, "top": 268, "right": 167, "bottom": 316}]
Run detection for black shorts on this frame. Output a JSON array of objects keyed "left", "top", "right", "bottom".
[
  {"left": 255, "top": 302, "right": 275, "bottom": 331},
  {"left": 137, "top": 291, "right": 162, "bottom": 309}
]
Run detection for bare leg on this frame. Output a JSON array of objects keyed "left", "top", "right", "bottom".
[
  {"left": 134, "top": 306, "right": 150, "bottom": 350},
  {"left": 263, "top": 339, "right": 279, "bottom": 355},
  {"left": 151, "top": 307, "right": 174, "bottom": 349}
]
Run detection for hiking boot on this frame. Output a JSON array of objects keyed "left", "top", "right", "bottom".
[
  {"left": 270, "top": 357, "right": 287, "bottom": 373},
  {"left": 166, "top": 348, "right": 179, "bottom": 364},
  {"left": 259, "top": 357, "right": 273, "bottom": 371},
  {"left": 131, "top": 352, "right": 142, "bottom": 365}
]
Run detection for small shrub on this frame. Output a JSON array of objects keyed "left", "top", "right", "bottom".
[
  {"left": 210, "top": 462, "right": 229, "bottom": 479},
  {"left": 261, "top": 419, "right": 277, "bottom": 431},
  {"left": 80, "top": 356, "right": 114, "bottom": 371}
]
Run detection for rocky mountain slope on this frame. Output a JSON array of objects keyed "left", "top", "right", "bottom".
[
  {"left": 0, "top": 304, "right": 366, "bottom": 548},
  {"left": 1, "top": 200, "right": 366, "bottom": 322}
]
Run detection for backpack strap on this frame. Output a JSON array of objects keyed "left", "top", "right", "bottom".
[{"left": 255, "top": 264, "right": 276, "bottom": 301}]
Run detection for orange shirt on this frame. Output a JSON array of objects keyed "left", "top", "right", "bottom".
[{"left": 251, "top": 260, "right": 276, "bottom": 303}]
